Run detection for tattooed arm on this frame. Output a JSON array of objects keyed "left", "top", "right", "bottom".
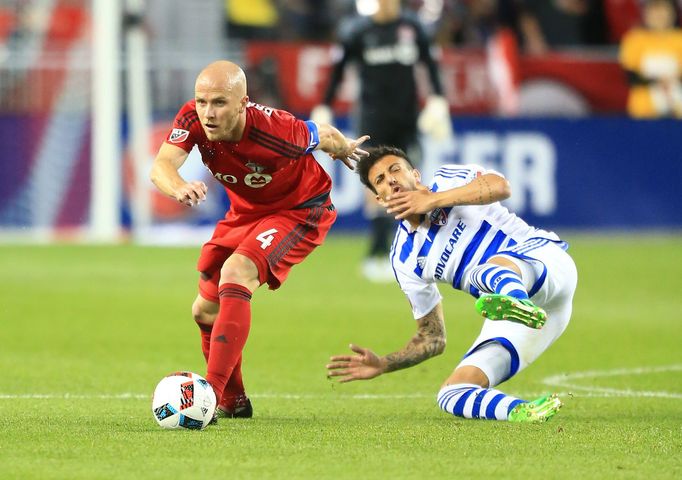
[
  {"left": 383, "top": 174, "right": 510, "bottom": 220},
  {"left": 326, "top": 303, "right": 446, "bottom": 382}
]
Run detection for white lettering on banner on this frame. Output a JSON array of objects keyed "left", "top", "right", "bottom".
[
  {"left": 447, "top": 132, "right": 556, "bottom": 216},
  {"left": 297, "top": 47, "right": 330, "bottom": 100},
  {"left": 319, "top": 131, "right": 557, "bottom": 217},
  {"left": 460, "top": 133, "right": 499, "bottom": 170},
  {"left": 297, "top": 46, "right": 359, "bottom": 103},
  {"left": 503, "top": 134, "right": 556, "bottom": 215}
]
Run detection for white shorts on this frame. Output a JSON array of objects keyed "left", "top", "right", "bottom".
[{"left": 457, "top": 240, "right": 578, "bottom": 387}]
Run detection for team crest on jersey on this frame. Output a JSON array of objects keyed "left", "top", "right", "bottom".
[
  {"left": 429, "top": 208, "right": 448, "bottom": 226},
  {"left": 169, "top": 128, "right": 189, "bottom": 143}
]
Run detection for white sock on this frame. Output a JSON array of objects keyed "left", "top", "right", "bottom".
[
  {"left": 468, "top": 264, "right": 529, "bottom": 299},
  {"left": 436, "top": 383, "right": 526, "bottom": 421}
]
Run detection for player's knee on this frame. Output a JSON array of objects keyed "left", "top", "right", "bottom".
[{"left": 219, "top": 254, "right": 260, "bottom": 288}]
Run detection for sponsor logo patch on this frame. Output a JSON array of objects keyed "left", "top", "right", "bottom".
[
  {"left": 169, "top": 128, "right": 189, "bottom": 143},
  {"left": 244, "top": 173, "right": 272, "bottom": 188}
]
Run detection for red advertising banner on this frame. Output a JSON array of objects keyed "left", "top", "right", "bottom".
[{"left": 245, "top": 42, "right": 627, "bottom": 115}]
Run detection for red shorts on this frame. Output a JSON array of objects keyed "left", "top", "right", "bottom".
[{"left": 197, "top": 204, "right": 337, "bottom": 302}]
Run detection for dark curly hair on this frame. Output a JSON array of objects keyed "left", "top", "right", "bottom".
[{"left": 356, "top": 145, "right": 415, "bottom": 194}]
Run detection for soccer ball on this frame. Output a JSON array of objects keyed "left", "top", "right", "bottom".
[{"left": 151, "top": 371, "right": 216, "bottom": 430}]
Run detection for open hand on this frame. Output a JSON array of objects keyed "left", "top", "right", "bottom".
[
  {"left": 331, "top": 135, "right": 371, "bottom": 170},
  {"left": 326, "top": 344, "right": 386, "bottom": 383},
  {"left": 383, "top": 189, "right": 437, "bottom": 219}
]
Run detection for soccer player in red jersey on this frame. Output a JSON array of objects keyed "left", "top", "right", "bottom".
[{"left": 150, "top": 60, "right": 369, "bottom": 419}]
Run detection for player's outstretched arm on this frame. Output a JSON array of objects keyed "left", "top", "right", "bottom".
[
  {"left": 326, "top": 303, "right": 446, "bottom": 383},
  {"left": 150, "top": 143, "right": 207, "bottom": 207},
  {"left": 315, "top": 123, "right": 370, "bottom": 170},
  {"left": 384, "top": 173, "right": 511, "bottom": 219}
]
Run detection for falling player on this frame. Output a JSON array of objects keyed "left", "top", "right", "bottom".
[
  {"left": 151, "top": 60, "right": 369, "bottom": 420},
  {"left": 327, "top": 146, "right": 577, "bottom": 422}
]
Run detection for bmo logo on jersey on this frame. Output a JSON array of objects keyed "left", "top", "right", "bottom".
[
  {"left": 213, "top": 171, "right": 273, "bottom": 188},
  {"left": 213, "top": 161, "right": 274, "bottom": 188},
  {"left": 244, "top": 172, "right": 272, "bottom": 188},
  {"left": 244, "top": 161, "right": 272, "bottom": 188}
]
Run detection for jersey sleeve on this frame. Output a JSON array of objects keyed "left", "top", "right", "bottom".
[
  {"left": 322, "top": 17, "right": 362, "bottom": 105},
  {"left": 164, "top": 100, "right": 202, "bottom": 153},
  {"left": 394, "top": 264, "right": 442, "bottom": 320},
  {"left": 430, "top": 163, "right": 505, "bottom": 192},
  {"left": 413, "top": 17, "right": 443, "bottom": 96},
  {"left": 253, "top": 107, "right": 320, "bottom": 155}
]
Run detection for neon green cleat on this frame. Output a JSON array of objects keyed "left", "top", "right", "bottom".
[
  {"left": 475, "top": 294, "right": 547, "bottom": 329},
  {"left": 508, "top": 394, "right": 563, "bottom": 423}
]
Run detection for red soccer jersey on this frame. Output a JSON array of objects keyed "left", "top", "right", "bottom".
[{"left": 165, "top": 100, "right": 332, "bottom": 218}]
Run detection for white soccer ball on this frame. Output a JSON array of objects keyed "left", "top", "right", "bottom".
[{"left": 151, "top": 371, "right": 216, "bottom": 430}]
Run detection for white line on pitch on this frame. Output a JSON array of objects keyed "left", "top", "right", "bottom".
[
  {"left": 0, "top": 393, "right": 435, "bottom": 400},
  {"left": 3, "top": 365, "right": 681, "bottom": 401},
  {"left": 542, "top": 364, "right": 682, "bottom": 399}
]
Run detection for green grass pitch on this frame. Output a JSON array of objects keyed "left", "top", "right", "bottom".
[{"left": 1, "top": 234, "right": 681, "bottom": 479}]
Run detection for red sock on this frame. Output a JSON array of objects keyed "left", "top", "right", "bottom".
[
  {"left": 220, "top": 355, "right": 245, "bottom": 410},
  {"left": 195, "top": 320, "right": 212, "bottom": 362},
  {"left": 206, "top": 283, "right": 252, "bottom": 404}
]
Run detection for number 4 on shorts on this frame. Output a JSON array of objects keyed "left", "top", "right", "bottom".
[{"left": 256, "top": 228, "right": 278, "bottom": 249}]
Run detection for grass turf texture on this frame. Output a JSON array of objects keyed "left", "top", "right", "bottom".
[{"left": 1, "top": 234, "right": 681, "bottom": 479}]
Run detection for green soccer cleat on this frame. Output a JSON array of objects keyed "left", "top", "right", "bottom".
[
  {"left": 475, "top": 294, "right": 547, "bottom": 329},
  {"left": 507, "top": 394, "right": 563, "bottom": 423}
]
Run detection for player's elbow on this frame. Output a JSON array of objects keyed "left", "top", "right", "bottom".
[
  {"left": 428, "top": 335, "right": 446, "bottom": 357},
  {"left": 498, "top": 178, "right": 512, "bottom": 200},
  {"left": 434, "top": 336, "right": 446, "bottom": 356},
  {"left": 149, "top": 164, "right": 162, "bottom": 188}
]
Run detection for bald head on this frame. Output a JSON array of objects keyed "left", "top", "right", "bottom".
[
  {"left": 194, "top": 61, "right": 249, "bottom": 142},
  {"left": 195, "top": 60, "right": 247, "bottom": 98}
]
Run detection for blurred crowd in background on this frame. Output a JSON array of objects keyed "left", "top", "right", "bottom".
[
  {"left": 0, "top": 0, "right": 681, "bottom": 119},
  {"left": 0, "top": 1, "right": 679, "bottom": 52},
  {"left": 222, "top": 0, "right": 670, "bottom": 51}
]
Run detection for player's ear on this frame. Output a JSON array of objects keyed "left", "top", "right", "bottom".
[
  {"left": 413, "top": 168, "right": 422, "bottom": 183},
  {"left": 239, "top": 95, "right": 249, "bottom": 112}
]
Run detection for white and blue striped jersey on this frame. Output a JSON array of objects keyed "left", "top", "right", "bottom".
[{"left": 390, "top": 164, "right": 562, "bottom": 320}]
